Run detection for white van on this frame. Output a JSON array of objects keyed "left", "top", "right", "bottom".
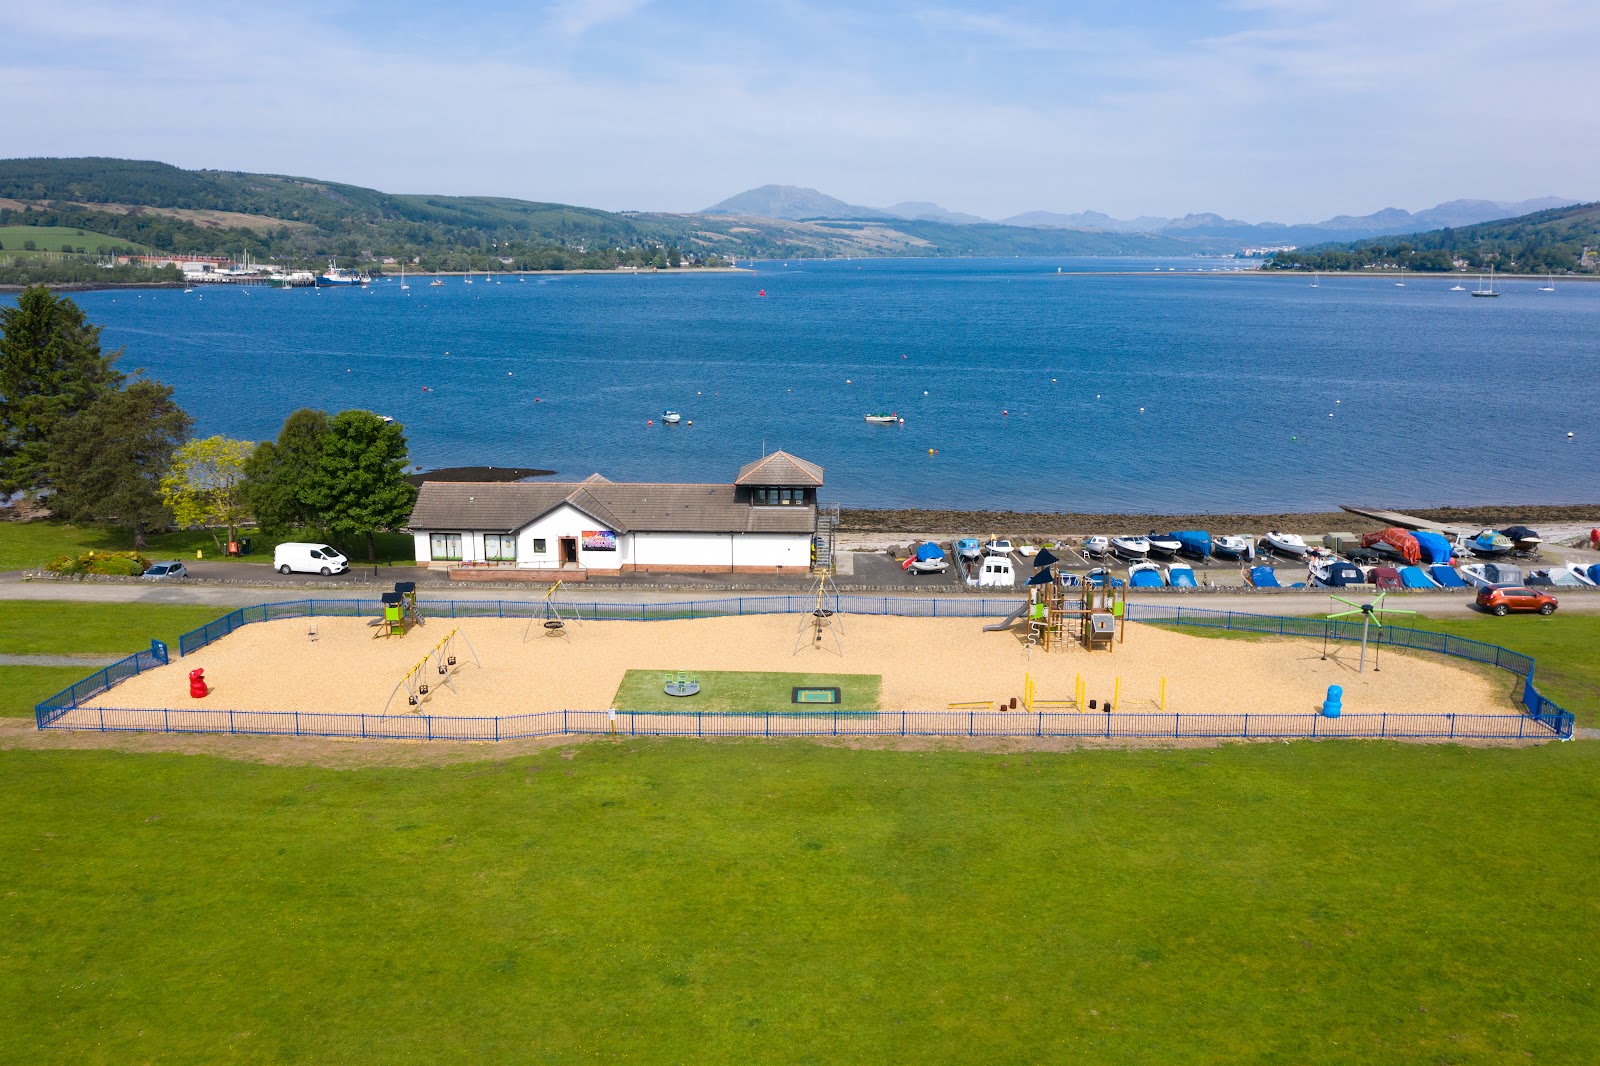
[
  {"left": 977, "top": 556, "right": 1015, "bottom": 588},
  {"left": 274, "top": 542, "right": 349, "bottom": 576}
]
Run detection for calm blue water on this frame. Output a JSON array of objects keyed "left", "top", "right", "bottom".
[{"left": 30, "top": 257, "right": 1600, "bottom": 512}]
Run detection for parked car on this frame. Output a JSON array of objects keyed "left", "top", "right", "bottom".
[
  {"left": 274, "top": 542, "right": 349, "bottom": 576},
  {"left": 1475, "top": 585, "right": 1558, "bottom": 616},
  {"left": 142, "top": 561, "right": 187, "bottom": 580}
]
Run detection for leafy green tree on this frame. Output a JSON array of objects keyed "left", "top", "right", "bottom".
[
  {"left": 306, "top": 410, "right": 417, "bottom": 562},
  {"left": 241, "top": 408, "right": 330, "bottom": 535},
  {"left": 46, "top": 380, "right": 191, "bottom": 549},
  {"left": 0, "top": 285, "right": 124, "bottom": 493},
  {"left": 160, "top": 435, "right": 256, "bottom": 552}
]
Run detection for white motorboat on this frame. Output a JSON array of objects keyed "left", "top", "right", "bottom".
[
  {"left": 1166, "top": 562, "right": 1197, "bottom": 587},
  {"left": 863, "top": 412, "right": 900, "bottom": 424},
  {"left": 1082, "top": 535, "right": 1110, "bottom": 558},
  {"left": 1145, "top": 533, "right": 1183, "bottom": 558},
  {"left": 1212, "top": 534, "right": 1255, "bottom": 561},
  {"left": 1449, "top": 283, "right": 1466, "bottom": 291},
  {"left": 662, "top": 410, "right": 682, "bottom": 424},
  {"left": 1110, "top": 535, "right": 1150, "bottom": 560},
  {"left": 1263, "top": 530, "right": 1309, "bottom": 558},
  {"left": 1528, "top": 568, "right": 1584, "bottom": 588},
  {"left": 955, "top": 537, "right": 981, "bottom": 561},
  {"left": 1459, "top": 562, "right": 1522, "bottom": 589},
  {"left": 1565, "top": 562, "right": 1597, "bottom": 587},
  {"left": 1127, "top": 561, "right": 1166, "bottom": 588},
  {"left": 983, "top": 538, "right": 1014, "bottom": 556}
]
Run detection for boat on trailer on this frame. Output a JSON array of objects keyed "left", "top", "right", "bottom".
[
  {"left": 1110, "top": 535, "right": 1150, "bottom": 560},
  {"left": 1167, "top": 562, "right": 1197, "bottom": 587},
  {"left": 1145, "top": 532, "right": 1183, "bottom": 558},
  {"left": 1082, "top": 535, "right": 1110, "bottom": 558},
  {"left": 1263, "top": 530, "right": 1309, "bottom": 558},
  {"left": 955, "top": 537, "right": 981, "bottom": 561},
  {"left": 1127, "top": 561, "right": 1166, "bottom": 587},
  {"left": 1212, "top": 534, "right": 1254, "bottom": 561}
]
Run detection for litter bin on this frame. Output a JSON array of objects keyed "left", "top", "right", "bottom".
[{"left": 239, "top": 537, "right": 253, "bottom": 556}]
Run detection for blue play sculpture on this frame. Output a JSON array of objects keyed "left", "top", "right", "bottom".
[{"left": 1322, "top": 684, "right": 1343, "bottom": 718}]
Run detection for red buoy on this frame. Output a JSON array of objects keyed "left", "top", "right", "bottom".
[
  {"left": 759, "top": 289, "right": 766, "bottom": 296},
  {"left": 189, "top": 668, "right": 208, "bottom": 699}
]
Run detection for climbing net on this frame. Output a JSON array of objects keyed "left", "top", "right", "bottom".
[{"left": 381, "top": 626, "right": 482, "bottom": 713}]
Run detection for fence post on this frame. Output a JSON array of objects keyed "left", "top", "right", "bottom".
[
  {"left": 295, "top": 711, "right": 301, "bottom": 736},
  {"left": 765, "top": 711, "right": 770, "bottom": 738},
  {"left": 563, "top": 709, "right": 568, "bottom": 734},
  {"left": 1174, "top": 712, "right": 1179, "bottom": 738},
  {"left": 427, "top": 714, "right": 433, "bottom": 741},
  {"left": 494, "top": 716, "right": 500, "bottom": 742},
  {"left": 99, "top": 706, "right": 105, "bottom": 731},
  {"left": 1449, "top": 713, "right": 1456, "bottom": 739},
  {"left": 1312, "top": 714, "right": 1318, "bottom": 738},
  {"left": 1381, "top": 713, "right": 1386, "bottom": 738},
  {"left": 1243, "top": 713, "right": 1248, "bottom": 738},
  {"left": 901, "top": 711, "right": 906, "bottom": 737},
  {"left": 164, "top": 707, "right": 170, "bottom": 733},
  {"left": 229, "top": 709, "right": 235, "bottom": 735},
  {"left": 698, "top": 711, "right": 703, "bottom": 737},
  {"left": 833, "top": 708, "right": 838, "bottom": 736}
]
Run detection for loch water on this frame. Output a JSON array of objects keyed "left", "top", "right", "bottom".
[{"left": 51, "top": 257, "right": 1600, "bottom": 512}]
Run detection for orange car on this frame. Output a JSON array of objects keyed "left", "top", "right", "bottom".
[{"left": 1475, "top": 585, "right": 1558, "bottom": 616}]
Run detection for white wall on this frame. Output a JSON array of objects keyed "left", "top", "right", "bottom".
[
  {"left": 633, "top": 532, "right": 735, "bottom": 568},
  {"left": 517, "top": 504, "right": 623, "bottom": 571},
  {"left": 732, "top": 533, "right": 812, "bottom": 569},
  {"left": 414, "top": 515, "right": 809, "bottom": 571}
]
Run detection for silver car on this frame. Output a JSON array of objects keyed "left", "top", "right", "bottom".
[{"left": 142, "top": 561, "right": 188, "bottom": 579}]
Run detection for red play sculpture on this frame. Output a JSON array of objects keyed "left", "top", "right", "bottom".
[{"left": 189, "top": 668, "right": 208, "bottom": 699}]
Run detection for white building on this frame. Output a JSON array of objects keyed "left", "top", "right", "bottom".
[{"left": 407, "top": 451, "right": 823, "bottom": 580}]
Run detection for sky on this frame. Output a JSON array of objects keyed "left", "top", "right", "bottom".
[{"left": 2, "top": 0, "right": 1595, "bottom": 222}]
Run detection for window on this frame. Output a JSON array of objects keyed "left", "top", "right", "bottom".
[
  {"left": 430, "top": 533, "right": 463, "bottom": 561},
  {"left": 532, "top": 538, "right": 547, "bottom": 554},
  {"left": 309, "top": 549, "right": 324, "bottom": 559},
  {"left": 485, "top": 534, "right": 516, "bottom": 562}
]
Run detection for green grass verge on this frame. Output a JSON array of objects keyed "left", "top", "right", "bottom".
[
  {"left": 612, "top": 669, "right": 881, "bottom": 714},
  {"left": 2, "top": 741, "right": 1597, "bottom": 1062},
  {"left": 0, "top": 601, "right": 227, "bottom": 656},
  {"left": 0, "top": 224, "right": 149, "bottom": 254},
  {"left": 0, "top": 520, "right": 415, "bottom": 570},
  {"left": 0, "top": 666, "right": 98, "bottom": 718},
  {"left": 1144, "top": 614, "right": 1600, "bottom": 727}
]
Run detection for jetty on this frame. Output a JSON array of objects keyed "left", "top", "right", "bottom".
[{"left": 1339, "top": 505, "right": 1469, "bottom": 536}]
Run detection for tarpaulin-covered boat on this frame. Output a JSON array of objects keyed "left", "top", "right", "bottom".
[{"left": 1362, "top": 528, "right": 1421, "bottom": 566}]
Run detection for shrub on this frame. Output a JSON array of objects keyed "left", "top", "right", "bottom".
[{"left": 43, "top": 550, "right": 151, "bottom": 576}]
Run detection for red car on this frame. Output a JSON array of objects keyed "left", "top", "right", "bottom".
[{"left": 1476, "top": 586, "right": 1558, "bottom": 616}]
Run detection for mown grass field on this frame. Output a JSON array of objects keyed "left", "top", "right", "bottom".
[
  {"left": 0, "top": 224, "right": 148, "bottom": 254},
  {"left": 0, "top": 520, "right": 415, "bottom": 570},
  {"left": 612, "top": 669, "right": 882, "bottom": 713},
  {"left": 2, "top": 740, "right": 1596, "bottom": 1063}
]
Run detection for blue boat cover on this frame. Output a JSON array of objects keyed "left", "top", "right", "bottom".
[
  {"left": 1169, "top": 567, "right": 1198, "bottom": 587},
  {"left": 1129, "top": 568, "right": 1164, "bottom": 587},
  {"left": 1171, "top": 530, "right": 1212, "bottom": 557},
  {"left": 955, "top": 538, "right": 979, "bottom": 554},
  {"left": 1411, "top": 531, "right": 1453, "bottom": 564},
  {"left": 915, "top": 542, "right": 945, "bottom": 561},
  {"left": 1430, "top": 565, "right": 1467, "bottom": 588},
  {"left": 1399, "top": 565, "right": 1437, "bottom": 589},
  {"left": 1318, "top": 561, "right": 1364, "bottom": 587},
  {"left": 1588, "top": 564, "right": 1600, "bottom": 585},
  {"left": 1248, "top": 566, "right": 1282, "bottom": 588}
]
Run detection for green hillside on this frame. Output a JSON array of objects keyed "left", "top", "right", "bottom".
[
  {"left": 0, "top": 225, "right": 149, "bottom": 255},
  {"left": 1267, "top": 201, "right": 1600, "bottom": 273},
  {"left": 0, "top": 157, "right": 1225, "bottom": 284}
]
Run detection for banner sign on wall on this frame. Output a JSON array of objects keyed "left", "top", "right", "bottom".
[{"left": 581, "top": 530, "right": 617, "bottom": 551}]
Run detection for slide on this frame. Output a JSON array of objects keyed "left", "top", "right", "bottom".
[{"left": 983, "top": 603, "right": 1029, "bottom": 632}]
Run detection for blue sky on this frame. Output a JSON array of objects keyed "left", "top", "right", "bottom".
[{"left": 2, "top": 1, "right": 1594, "bottom": 221}]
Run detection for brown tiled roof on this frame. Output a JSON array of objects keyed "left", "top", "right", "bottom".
[
  {"left": 734, "top": 450, "right": 824, "bottom": 487},
  {"left": 408, "top": 480, "right": 816, "bottom": 535}
]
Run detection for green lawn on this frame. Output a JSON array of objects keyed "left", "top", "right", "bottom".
[
  {"left": 0, "top": 224, "right": 148, "bottom": 254},
  {"left": 612, "top": 669, "right": 881, "bottom": 714},
  {"left": 0, "top": 666, "right": 98, "bottom": 718},
  {"left": 0, "top": 601, "right": 227, "bottom": 657},
  {"left": 0, "top": 520, "right": 415, "bottom": 570},
  {"left": 2, "top": 741, "right": 1597, "bottom": 1062}
]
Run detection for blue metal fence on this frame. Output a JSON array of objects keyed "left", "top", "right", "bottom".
[{"left": 42, "top": 596, "right": 1575, "bottom": 741}]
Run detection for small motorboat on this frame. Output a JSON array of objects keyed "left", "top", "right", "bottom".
[
  {"left": 1429, "top": 565, "right": 1468, "bottom": 588},
  {"left": 955, "top": 537, "right": 981, "bottom": 561},
  {"left": 1459, "top": 562, "right": 1522, "bottom": 589},
  {"left": 1263, "top": 531, "right": 1309, "bottom": 558},
  {"left": 662, "top": 410, "right": 682, "bottom": 424},
  {"left": 1145, "top": 532, "right": 1183, "bottom": 558},
  {"left": 1084, "top": 567, "right": 1124, "bottom": 589},
  {"left": 983, "top": 538, "right": 1014, "bottom": 556},
  {"left": 1082, "top": 535, "right": 1110, "bottom": 558},
  {"left": 903, "top": 541, "right": 949, "bottom": 575},
  {"left": 1212, "top": 534, "right": 1254, "bottom": 561},
  {"left": 1110, "top": 535, "right": 1150, "bottom": 560},
  {"left": 864, "top": 412, "right": 900, "bottom": 424},
  {"left": 1499, "top": 526, "right": 1543, "bottom": 554},
  {"left": 1311, "top": 560, "right": 1364, "bottom": 588},
  {"left": 1362, "top": 528, "right": 1421, "bottom": 565},
  {"left": 1464, "top": 530, "right": 1514, "bottom": 558},
  {"left": 1127, "top": 561, "right": 1166, "bottom": 587},
  {"left": 1398, "top": 565, "right": 1440, "bottom": 589},
  {"left": 1245, "top": 565, "right": 1283, "bottom": 588},
  {"left": 1528, "top": 568, "right": 1584, "bottom": 588},
  {"left": 1564, "top": 562, "right": 1597, "bottom": 587},
  {"left": 1170, "top": 530, "right": 1211, "bottom": 559},
  {"left": 1368, "top": 566, "right": 1404, "bottom": 590},
  {"left": 1167, "top": 562, "right": 1197, "bottom": 587}
]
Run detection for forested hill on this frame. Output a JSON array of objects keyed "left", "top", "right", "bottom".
[
  {"left": 0, "top": 157, "right": 1218, "bottom": 278},
  {"left": 1266, "top": 201, "right": 1600, "bottom": 273}
]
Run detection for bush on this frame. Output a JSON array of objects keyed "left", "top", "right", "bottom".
[{"left": 44, "top": 550, "right": 151, "bottom": 576}]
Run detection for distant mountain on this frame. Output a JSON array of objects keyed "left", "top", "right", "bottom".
[
  {"left": 882, "top": 201, "right": 990, "bottom": 225},
  {"left": 701, "top": 184, "right": 893, "bottom": 221},
  {"left": 1002, "top": 209, "right": 1169, "bottom": 233},
  {"left": 1266, "top": 201, "right": 1600, "bottom": 274}
]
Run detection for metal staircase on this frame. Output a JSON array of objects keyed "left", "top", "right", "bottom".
[{"left": 812, "top": 503, "right": 840, "bottom": 572}]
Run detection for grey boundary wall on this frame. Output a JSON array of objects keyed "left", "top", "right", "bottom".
[{"left": 34, "top": 597, "right": 1575, "bottom": 742}]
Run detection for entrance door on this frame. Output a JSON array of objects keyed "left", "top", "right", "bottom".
[{"left": 560, "top": 537, "right": 578, "bottom": 567}]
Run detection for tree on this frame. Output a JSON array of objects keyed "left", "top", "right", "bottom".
[
  {"left": 160, "top": 435, "right": 255, "bottom": 551},
  {"left": 0, "top": 285, "right": 124, "bottom": 493},
  {"left": 305, "top": 410, "right": 417, "bottom": 562},
  {"left": 46, "top": 380, "right": 191, "bottom": 548},
  {"left": 241, "top": 408, "right": 331, "bottom": 535}
]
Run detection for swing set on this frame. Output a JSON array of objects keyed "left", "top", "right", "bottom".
[{"left": 382, "top": 626, "right": 482, "bottom": 713}]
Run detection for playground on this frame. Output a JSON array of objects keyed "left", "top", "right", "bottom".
[{"left": 81, "top": 610, "right": 1518, "bottom": 722}]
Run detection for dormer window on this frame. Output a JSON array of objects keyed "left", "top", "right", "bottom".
[{"left": 753, "top": 487, "right": 807, "bottom": 505}]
